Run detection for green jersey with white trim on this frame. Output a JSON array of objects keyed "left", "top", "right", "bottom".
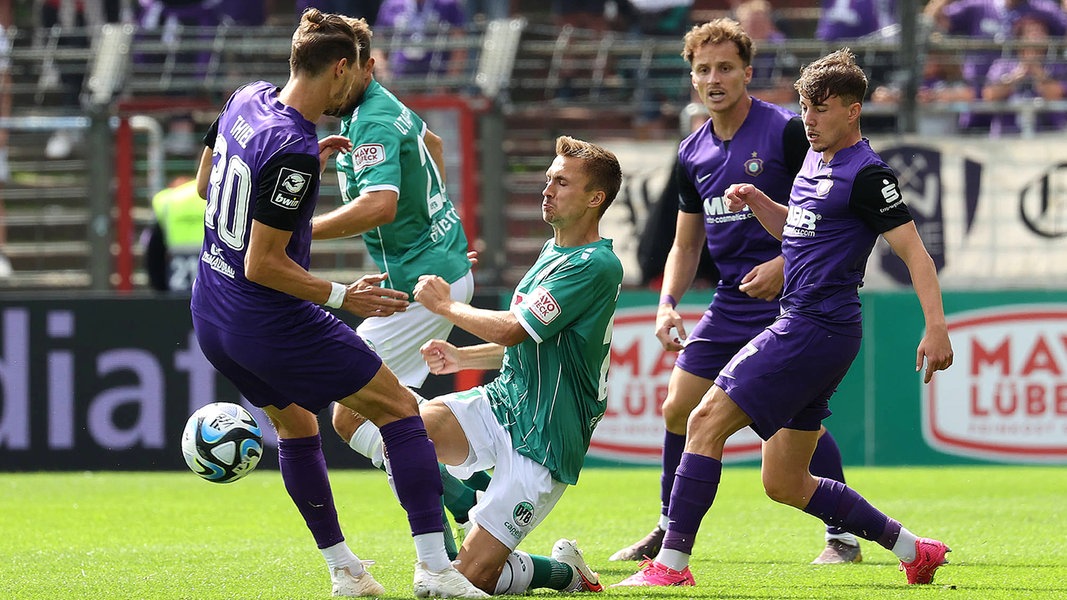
[
  {"left": 335, "top": 80, "right": 470, "bottom": 297},
  {"left": 483, "top": 238, "right": 623, "bottom": 485}
]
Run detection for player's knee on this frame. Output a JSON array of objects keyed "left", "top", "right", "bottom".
[
  {"left": 762, "top": 478, "right": 807, "bottom": 508},
  {"left": 661, "top": 392, "right": 696, "bottom": 431},
  {"left": 331, "top": 405, "right": 362, "bottom": 443}
]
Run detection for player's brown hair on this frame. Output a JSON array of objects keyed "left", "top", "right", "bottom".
[
  {"left": 344, "top": 16, "right": 374, "bottom": 68},
  {"left": 290, "top": 8, "right": 360, "bottom": 75},
  {"left": 555, "top": 136, "right": 622, "bottom": 216},
  {"left": 681, "top": 18, "right": 754, "bottom": 67},
  {"left": 794, "top": 48, "right": 868, "bottom": 106}
]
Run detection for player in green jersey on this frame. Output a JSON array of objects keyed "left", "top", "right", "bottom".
[
  {"left": 310, "top": 17, "right": 487, "bottom": 544},
  {"left": 412, "top": 136, "right": 624, "bottom": 595}
]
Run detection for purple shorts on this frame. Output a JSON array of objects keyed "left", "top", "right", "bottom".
[
  {"left": 193, "top": 306, "right": 383, "bottom": 413},
  {"left": 675, "top": 304, "right": 773, "bottom": 380},
  {"left": 714, "top": 313, "right": 860, "bottom": 440}
]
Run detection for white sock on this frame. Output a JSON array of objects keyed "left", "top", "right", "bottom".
[
  {"left": 414, "top": 532, "right": 451, "bottom": 572},
  {"left": 658, "top": 514, "right": 670, "bottom": 530},
  {"left": 321, "top": 541, "right": 363, "bottom": 573},
  {"left": 348, "top": 419, "right": 385, "bottom": 468},
  {"left": 655, "top": 548, "right": 690, "bottom": 571},
  {"left": 826, "top": 531, "right": 859, "bottom": 546},
  {"left": 494, "top": 551, "right": 534, "bottom": 595},
  {"left": 892, "top": 527, "right": 919, "bottom": 562}
]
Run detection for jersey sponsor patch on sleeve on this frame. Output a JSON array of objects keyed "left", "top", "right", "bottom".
[
  {"left": 527, "top": 285, "right": 561, "bottom": 325},
  {"left": 271, "top": 167, "right": 312, "bottom": 210},
  {"left": 352, "top": 143, "right": 386, "bottom": 169}
]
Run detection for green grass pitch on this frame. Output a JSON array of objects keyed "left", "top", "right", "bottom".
[{"left": 2, "top": 466, "right": 1065, "bottom": 599}]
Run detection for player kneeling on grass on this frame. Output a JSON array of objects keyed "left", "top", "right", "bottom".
[{"left": 406, "top": 136, "right": 624, "bottom": 595}]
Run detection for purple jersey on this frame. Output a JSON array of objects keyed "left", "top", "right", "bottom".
[
  {"left": 677, "top": 99, "right": 804, "bottom": 323},
  {"left": 376, "top": 0, "right": 466, "bottom": 77},
  {"left": 816, "top": 0, "right": 897, "bottom": 40},
  {"left": 782, "top": 139, "right": 912, "bottom": 335},
  {"left": 985, "top": 58, "right": 1067, "bottom": 135},
  {"left": 191, "top": 81, "right": 323, "bottom": 336}
]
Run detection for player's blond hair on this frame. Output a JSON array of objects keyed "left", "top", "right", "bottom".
[
  {"left": 555, "top": 136, "right": 622, "bottom": 216},
  {"left": 681, "top": 18, "right": 754, "bottom": 67}
]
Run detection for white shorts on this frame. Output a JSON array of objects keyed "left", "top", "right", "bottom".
[
  {"left": 357, "top": 270, "right": 473, "bottom": 388},
  {"left": 440, "top": 388, "right": 568, "bottom": 551}
]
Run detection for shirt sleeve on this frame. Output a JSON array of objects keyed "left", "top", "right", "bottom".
[
  {"left": 512, "top": 251, "right": 620, "bottom": 343},
  {"left": 848, "top": 164, "right": 913, "bottom": 234},
  {"left": 350, "top": 121, "right": 403, "bottom": 195},
  {"left": 677, "top": 157, "right": 702, "bottom": 214},
  {"left": 782, "top": 117, "right": 807, "bottom": 177},
  {"left": 203, "top": 117, "right": 219, "bottom": 150},
  {"left": 252, "top": 152, "right": 320, "bottom": 232}
]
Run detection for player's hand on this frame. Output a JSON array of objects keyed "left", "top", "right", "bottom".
[
  {"left": 466, "top": 250, "right": 479, "bottom": 267},
  {"left": 655, "top": 303, "right": 688, "bottom": 352},
  {"left": 421, "top": 339, "right": 461, "bottom": 375},
  {"left": 738, "top": 255, "right": 784, "bottom": 301},
  {"left": 724, "top": 183, "right": 755, "bottom": 213},
  {"left": 317, "top": 135, "right": 352, "bottom": 173},
  {"left": 916, "top": 326, "right": 953, "bottom": 383},
  {"left": 413, "top": 275, "right": 452, "bottom": 315},
  {"left": 344, "top": 272, "right": 408, "bottom": 318}
]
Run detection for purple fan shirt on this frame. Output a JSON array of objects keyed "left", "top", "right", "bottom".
[
  {"left": 376, "top": 0, "right": 466, "bottom": 77},
  {"left": 816, "top": 0, "right": 897, "bottom": 40}
]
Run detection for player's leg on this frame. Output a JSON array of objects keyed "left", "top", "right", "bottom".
[
  {"left": 610, "top": 366, "right": 711, "bottom": 561},
  {"left": 614, "top": 384, "right": 752, "bottom": 587},
  {"left": 192, "top": 316, "right": 385, "bottom": 596},
  {"left": 771, "top": 427, "right": 951, "bottom": 583},
  {"left": 263, "top": 404, "right": 387, "bottom": 597},
  {"left": 338, "top": 365, "right": 473, "bottom": 586},
  {"left": 808, "top": 426, "right": 862, "bottom": 564}
]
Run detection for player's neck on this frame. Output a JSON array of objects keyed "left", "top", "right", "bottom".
[
  {"left": 278, "top": 77, "right": 327, "bottom": 123},
  {"left": 553, "top": 222, "right": 601, "bottom": 248},
  {"left": 709, "top": 94, "right": 752, "bottom": 141}
]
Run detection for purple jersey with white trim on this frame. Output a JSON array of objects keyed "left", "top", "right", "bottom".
[
  {"left": 782, "top": 139, "right": 911, "bottom": 334},
  {"left": 191, "top": 81, "right": 322, "bottom": 335},
  {"left": 677, "top": 98, "right": 801, "bottom": 327}
]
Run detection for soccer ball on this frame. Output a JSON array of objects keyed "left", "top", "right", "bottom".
[{"left": 181, "top": 402, "right": 263, "bottom": 483}]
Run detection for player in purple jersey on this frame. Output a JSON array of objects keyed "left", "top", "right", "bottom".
[
  {"left": 189, "top": 9, "right": 486, "bottom": 599},
  {"left": 610, "top": 18, "right": 862, "bottom": 568},
  {"left": 616, "top": 48, "right": 954, "bottom": 589}
]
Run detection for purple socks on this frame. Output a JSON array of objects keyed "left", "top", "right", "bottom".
[
  {"left": 277, "top": 434, "right": 343, "bottom": 549},
  {"left": 379, "top": 415, "right": 445, "bottom": 536},
  {"left": 659, "top": 430, "right": 687, "bottom": 518},
  {"left": 808, "top": 430, "right": 848, "bottom": 536},
  {"left": 662, "top": 452, "right": 723, "bottom": 555},
  {"left": 803, "top": 478, "right": 902, "bottom": 549}
]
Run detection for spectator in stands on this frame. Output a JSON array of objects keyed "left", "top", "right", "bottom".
[
  {"left": 923, "top": 0, "right": 1067, "bottom": 130},
  {"left": 871, "top": 49, "right": 975, "bottom": 134},
  {"left": 551, "top": 0, "right": 609, "bottom": 32},
  {"left": 40, "top": 0, "right": 124, "bottom": 159},
  {"left": 373, "top": 0, "right": 468, "bottom": 82},
  {"left": 735, "top": 0, "right": 796, "bottom": 106},
  {"left": 620, "top": 0, "right": 693, "bottom": 37},
  {"left": 135, "top": 0, "right": 224, "bottom": 155},
  {"left": 218, "top": 0, "right": 265, "bottom": 26},
  {"left": 144, "top": 175, "right": 204, "bottom": 292},
  {"left": 0, "top": 3, "right": 12, "bottom": 278},
  {"left": 296, "top": 1, "right": 383, "bottom": 24},
  {"left": 982, "top": 15, "right": 1067, "bottom": 136},
  {"left": 815, "top": 0, "right": 897, "bottom": 41}
]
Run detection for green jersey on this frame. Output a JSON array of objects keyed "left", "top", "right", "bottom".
[
  {"left": 336, "top": 80, "right": 470, "bottom": 297},
  {"left": 483, "top": 238, "right": 623, "bottom": 485}
]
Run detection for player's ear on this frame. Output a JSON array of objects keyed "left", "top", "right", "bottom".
[{"left": 588, "top": 190, "right": 606, "bottom": 209}]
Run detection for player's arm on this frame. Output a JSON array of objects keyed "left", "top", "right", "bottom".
[
  {"left": 245, "top": 153, "right": 407, "bottom": 317},
  {"left": 424, "top": 128, "right": 447, "bottom": 186},
  {"left": 656, "top": 163, "right": 706, "bottom": 350},
  {"left": 196, "top": 117, "right": 220, "bottom": 199},
  {"left": 882, "top": 223, "right": 953, "bottom": 383},
  {"left": 850, "top": 165, "right": 952, "bottom": 383},
  {"left": 414, "top": 275, "right": 529, "bottom": 346},
  {"left": 421, "top": 339, "right": 504, "bottom": 374},
  {"left": 311, "top": 188, "right": 399, "bottom": 239},
  {"left": 724, "top": 183, "right": 788, "bottom": 239}
]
